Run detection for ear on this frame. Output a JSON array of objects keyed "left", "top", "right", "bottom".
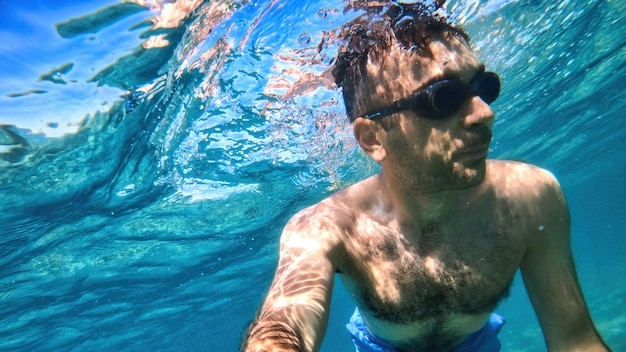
[{"left": 353, "top": 117, "right": 387, "bottom": 162}]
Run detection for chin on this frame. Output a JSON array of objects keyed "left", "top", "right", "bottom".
[{"left": 454, "top": 161, "right": 487, "bottom": 189}]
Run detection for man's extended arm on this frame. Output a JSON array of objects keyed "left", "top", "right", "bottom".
[
  {"left": 241, "top": 207, "right": 341, "bottom": 352},
  {"left": 520, "top": 171, "right": 610, "bottom": 351}
]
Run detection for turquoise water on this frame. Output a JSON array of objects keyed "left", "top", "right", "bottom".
[{"left": 0, "top": 0, "right": 624, "bottom": 351}]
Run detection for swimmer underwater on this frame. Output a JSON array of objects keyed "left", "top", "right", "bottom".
[{"left": 241, "top": 2, "right": 611, "bottom": 351}]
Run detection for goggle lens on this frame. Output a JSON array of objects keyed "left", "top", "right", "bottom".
[
  {"left": 362, "top": 71, "right": 500, "bottom": 121},
  {"left": 427, "top": 72, "right": 500, "bottom": 118}
]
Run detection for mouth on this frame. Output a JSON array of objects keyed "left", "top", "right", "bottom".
[
  {"left": 456, "top": 126, "right": 492, "bottom": 158},
  {"left": 455, "top": 147, "right": 489, "bottom": 162}
]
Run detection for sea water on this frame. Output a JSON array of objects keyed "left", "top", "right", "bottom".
[{"left": 0, "top": 0, "right": 624, "bottom": 351}]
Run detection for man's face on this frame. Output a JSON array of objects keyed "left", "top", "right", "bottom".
[{"left": 363, "top": 36, "right": 496, "bottom": 192}]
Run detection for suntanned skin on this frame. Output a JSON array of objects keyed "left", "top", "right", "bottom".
[{"left": 242, "top": 36, "right": 610, "bottom": 352}]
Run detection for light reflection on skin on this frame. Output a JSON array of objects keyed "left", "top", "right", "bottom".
[
  {"left": 250, "top": 207, "right": 341, "bottom": 351},
  {"left": 355, "top": 36, "right": 495, "bottom": 208}
]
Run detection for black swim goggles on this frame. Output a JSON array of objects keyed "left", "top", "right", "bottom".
[{"left": 362, "top": 71, "right": 501, "bottom": 120}]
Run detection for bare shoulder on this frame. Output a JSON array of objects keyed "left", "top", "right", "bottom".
[
  {"left": 487, "top": 159, "right": 559, "bottom": 183},
  {"left": 487, "top": 159, "right": 563, "bottom": 200},
  {"left": 486, "top": 160, "right": 568, "bottom": 240},
  {"left": 279, "top": 181, "right": 367, "bottom": 265},
  {"left": 283, "top": 176, "right": 378, "bottom": 237}
]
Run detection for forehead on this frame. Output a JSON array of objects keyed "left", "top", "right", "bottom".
[{"left": 366, "top": 37, "right": 483, "bottom": 99}]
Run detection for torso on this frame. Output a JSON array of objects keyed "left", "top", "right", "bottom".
[{"left": 331, "top": 161, "right": 536, "bottom": 351}]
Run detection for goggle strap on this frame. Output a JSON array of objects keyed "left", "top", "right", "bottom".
[{"left": 362, "top": 105, "right": 404, "bottom": 121}]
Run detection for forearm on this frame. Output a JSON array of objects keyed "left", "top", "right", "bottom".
[
  {"left": 546, "top": 331, "right": 612, "bottom": 352},
  {"left": 547, "top": 342, "right": 611, "bottom": 352},
  {"left": 241, "top": 319, "right": 304, "bottom": 352}
]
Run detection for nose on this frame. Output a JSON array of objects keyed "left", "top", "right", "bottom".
[{"left": 461, "top": 95, "right": 495, "bottom": 128}]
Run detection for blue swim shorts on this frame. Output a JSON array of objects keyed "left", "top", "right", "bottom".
[{"left": 346, "top": 308, "right": 505, "bottom": 352}]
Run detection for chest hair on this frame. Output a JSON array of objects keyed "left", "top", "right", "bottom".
[{"left": 352, "top": 219, "right": 517, "bottom": 324}]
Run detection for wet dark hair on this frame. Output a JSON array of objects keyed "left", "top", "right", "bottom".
[{"left": 332, "top": 1, "right": 469, "bottom": 122}]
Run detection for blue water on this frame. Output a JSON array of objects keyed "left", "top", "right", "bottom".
[{"left": 0, "top": 0, "right": 624, "bottom": 351}]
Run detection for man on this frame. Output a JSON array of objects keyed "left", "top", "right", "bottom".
[{"left": 242, "top": 2, "right": 610, "bottom": 351}]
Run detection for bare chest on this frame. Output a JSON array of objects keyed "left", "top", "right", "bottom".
[{"left": 341, "top": 218, "right": 524, "bottom": 324}]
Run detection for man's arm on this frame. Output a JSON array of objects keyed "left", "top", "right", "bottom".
[
  {"left": 242, "top": 207, "right": 342, "bottom": 352},
  {"left": 520, "top": 170, "right": 610, "bottom": 351}
]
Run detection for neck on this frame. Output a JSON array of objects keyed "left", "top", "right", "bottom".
[{"left": 378, "top": 171, "right": 466, "bottom": 225}]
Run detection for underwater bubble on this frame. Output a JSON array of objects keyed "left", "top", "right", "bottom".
[{"left": 298, "top": 32, "right": 311, "bottom": 45}]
